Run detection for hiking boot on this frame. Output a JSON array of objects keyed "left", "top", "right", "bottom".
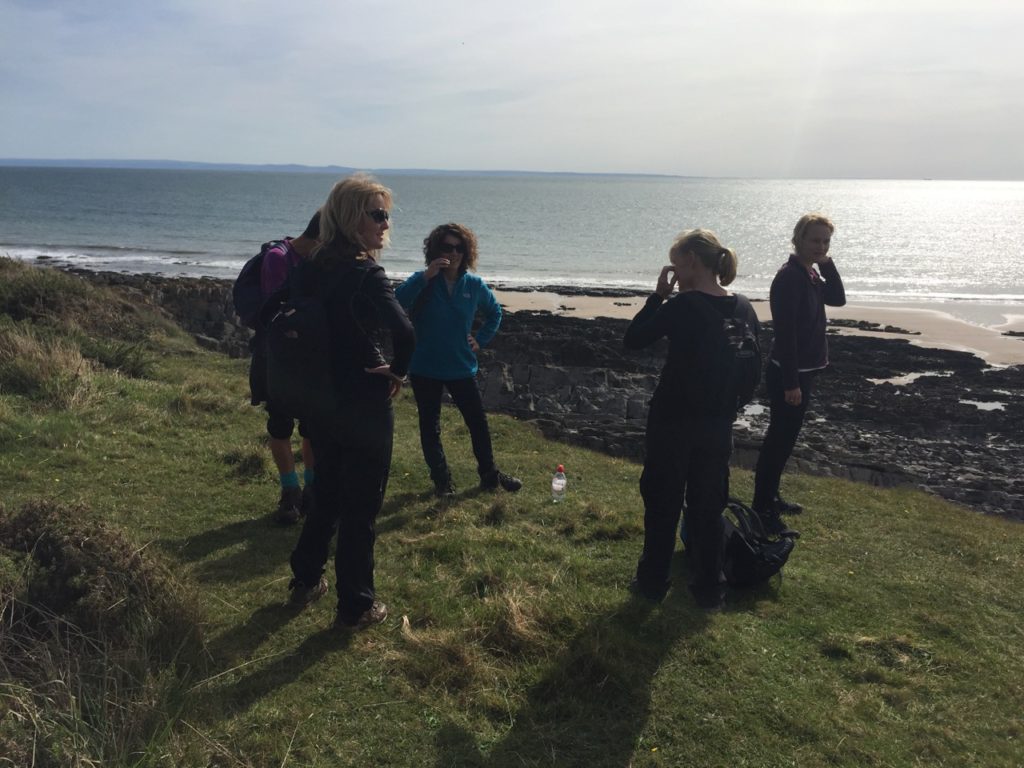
[
  {"left": 288, "top": 575, "right": 328, "bottom": 606},
  {"left": 335, "top": 600, "right": 388, "bottom": 630},
  {"left": 274, "top": 486, "right": 303, "bottom": 525},
  {"left": 691, "top": 590, "right": 725, "bottom": 612},
  {"left": 480, "top": 468, "right": 523, "bottom": 493},
  {"left": 773, "top": 495, "right": 803, "bottom": 515},
  {"left": 301, "top": 484, "right": 316, "bottom": 515},
  {"left": 758, "top": 510, "right": 801, "bottom": 539},
  {"left": 434, "top": 477, "right": 456, "bottom": 498},
  {"left": 628, "top": 577, "right": 668, "bottom": 602}
]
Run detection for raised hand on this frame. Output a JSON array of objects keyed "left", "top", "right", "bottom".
[
  {"left": 655, "top": 265, "right": 678, "bottom": 298},
  {"left": 424, "top": 258, "right": 450, "bottom": 280}
]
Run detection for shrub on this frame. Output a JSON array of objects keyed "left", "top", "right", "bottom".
[
  {"left": 0, "top": 318, "right": 93, "bottom": 408},
  {"left": 0, "top": 257, "right": 91, "bottom": 325},
  {"left": 0, "top": 500, "right": 206, "bottom": 766},
  {"left": 0, "top": 257, "right": 177, "bottom": 354}
]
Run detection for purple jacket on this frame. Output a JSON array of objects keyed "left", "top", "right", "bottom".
[
  {"left": 259, "top": 239, "right": 302, "bottom": 297},
  {"left": 768, "top": 256, "right": 846, "bottom": 389}
]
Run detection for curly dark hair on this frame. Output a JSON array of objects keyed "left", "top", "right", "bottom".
[{"left": 422, "top": 223, "right": 479, "bottom": 275}]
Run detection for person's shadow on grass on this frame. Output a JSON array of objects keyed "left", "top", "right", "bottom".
[
  {"left": 191, "top": 619, "right": 351, "bottom": 727},
  {"left": 161, "top": 515, "right": 301, "bottom": 584},
  {"left": 433, "top": 561, "right": 712, "bottom": 768}
]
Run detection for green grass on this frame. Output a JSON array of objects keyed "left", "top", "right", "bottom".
[{"left": 2, "top": 259, "right": 1023, "bottom": 766}]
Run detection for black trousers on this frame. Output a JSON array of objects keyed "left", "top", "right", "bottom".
[
  {"left": 752, "top": 364, "right": 818, "bottom": 512},
  {"left": 635, "top": 399, "right": 733, "bottom": 605},
  {"left": 290, "top": 398, "right": 393, "bottom": 625},
  {"left": 410, "top": 375, "right": 495, "bottom": 484}
]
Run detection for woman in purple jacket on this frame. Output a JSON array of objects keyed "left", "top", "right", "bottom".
[{"left": 753, "top": 214, "right": 846, "bottom": 536}]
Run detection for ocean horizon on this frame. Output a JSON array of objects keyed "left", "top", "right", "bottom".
[{"left": 3, "top": 166, "right": 1023, "bottom": 324}]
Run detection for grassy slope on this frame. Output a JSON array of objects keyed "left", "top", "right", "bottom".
[{"left": 1, "top": 263, "right": 1022, "bottom": 767}]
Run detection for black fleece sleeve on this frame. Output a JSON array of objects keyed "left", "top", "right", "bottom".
[{"left": 365, "top": 266, "right": 415, "bottom": 378}]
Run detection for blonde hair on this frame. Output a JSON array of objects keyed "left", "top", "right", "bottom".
[
  {"left": 315, "top": 173, "right": 393, "bottom": 262},
  {"left": 670, "top": 228, "right": 738, "bottom": 287},
  {"left": 791, "top": 213, "right": 834, "bottom": 252}
]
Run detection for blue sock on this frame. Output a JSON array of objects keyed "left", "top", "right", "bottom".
[
  {"left": 280, "top": 471, "right": 300, "bottom": 489},
  {"left": 304, "top": 468, "right": 315, "bottom": 487}
]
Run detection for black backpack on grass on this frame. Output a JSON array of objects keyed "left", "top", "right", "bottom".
[{"left": 722, "top": 498, "right": 795, "bottom": 588}]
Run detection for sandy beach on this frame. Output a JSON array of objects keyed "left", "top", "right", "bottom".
[{"left": 494, "top": 290, "right": 1024, "bottom": 368}]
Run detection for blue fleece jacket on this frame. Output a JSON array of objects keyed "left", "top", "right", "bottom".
[{"left": 396, "top": 270, "right": 502, "bottom": 379}]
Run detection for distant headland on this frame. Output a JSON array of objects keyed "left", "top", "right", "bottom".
[{"left": 0, "top": 158, "right": 684, "bottom": 179}]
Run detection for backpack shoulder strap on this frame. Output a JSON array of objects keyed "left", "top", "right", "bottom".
[
  {"left": 726, "top": 498, "right": 768, "bottom": 540},
  {"left": 731, "top": 293, "right": 752, "bottom": 322}
]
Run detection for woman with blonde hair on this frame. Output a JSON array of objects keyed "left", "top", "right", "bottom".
[
  {"left": 286, "top": 174, "right": 415, "bottom": 630},
  {"left": 624, "top": 228, "right": 759, "bottom": 610},
  {"left": 752, "top": 214, "right": 845, "bottom": 535}
]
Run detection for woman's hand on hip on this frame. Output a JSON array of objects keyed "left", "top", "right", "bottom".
[{"left": 365, "top": 364, "right": 406, "bottom": 399}]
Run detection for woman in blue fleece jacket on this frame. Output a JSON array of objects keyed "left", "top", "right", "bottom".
[{"left": 396, "top": 223, "right": 522, "bottom": 497}]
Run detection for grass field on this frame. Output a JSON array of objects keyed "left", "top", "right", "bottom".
[{"left": 2, "top": 258, "right": 1022, "bottom": 767}]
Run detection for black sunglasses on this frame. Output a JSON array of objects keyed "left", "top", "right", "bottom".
[
  {"left": 438, "top": 242, "right": 466, "bottom": 255},
  {"left": 365, "top": 208, "right": 390, "bottom": 224}
]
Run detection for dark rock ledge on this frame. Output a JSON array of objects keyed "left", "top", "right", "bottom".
[{"left": 73, "top": 270, "right": 1024, "bottom": 520}]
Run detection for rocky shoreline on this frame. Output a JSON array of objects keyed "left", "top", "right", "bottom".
[
  {"left": 475, "top": 310, "right": 1024, "bottom": 520},
  {"left": 72, "top": 269, "right": 1024, "bottom": 520}
]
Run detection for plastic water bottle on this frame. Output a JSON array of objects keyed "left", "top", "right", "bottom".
[{"left": 551, "top": 464, "right": 567, "bottom": 503}]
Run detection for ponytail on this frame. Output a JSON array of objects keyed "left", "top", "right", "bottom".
[
  {"left": 716, "top": 248, "right": 737, "bottom": 286},
  {"left": 671, "top": 229, "right": 738, "bottom": 287}
]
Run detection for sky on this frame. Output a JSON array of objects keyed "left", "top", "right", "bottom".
[{"left": 1, "top": 0, "right": 1022, "bottom": 179}]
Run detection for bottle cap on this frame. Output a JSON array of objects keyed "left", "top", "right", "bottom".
[{"left": 556, "top": 464, "right": 564, "bottom": 472}]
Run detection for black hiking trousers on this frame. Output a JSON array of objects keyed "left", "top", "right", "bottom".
[
  {"left": 635, "top": 399, "right": 733, "bottom": 606},
  {"left": 410, "top": 374, "right": 496, "bottom": 485},
  {"left": 290, "top": 397, "right": 393, "bottom": 625},
  {"left": 752, "top": 364, "right": 818, "bottom": 512}
]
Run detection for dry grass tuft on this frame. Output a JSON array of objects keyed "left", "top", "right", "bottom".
[
  {"left": 476, "top": 589, "right": 548, "bottom": 660},
  {"left": 168, "top": 383, "right": 233, "bottom": 415},
  {"left": 392, "top": 625, "right": 483, "bottom": 694},
  {"left": 222, "top": 446, "right": 266, "bottom": 480},
  {"left": 0, "top": 318, "right": 93, "bottom": 408},
  {"left": 0, "top": 499, "right": 206, "bottom": 765}
]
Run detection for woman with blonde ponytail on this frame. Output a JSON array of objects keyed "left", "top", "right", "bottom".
[{"left": 624, "top": 228, "right": 759, "bottom": 610}]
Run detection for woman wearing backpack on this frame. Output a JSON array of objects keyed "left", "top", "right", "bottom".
[
  {"left": 285, "top": 173, "right": 415, "bottom": 631},
  {"left": 624, "top": 229, "right": 759, "bottom": 610}
]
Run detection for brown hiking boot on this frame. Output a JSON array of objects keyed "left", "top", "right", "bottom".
[
  {"left": 288, "top": 575, "right": 328, "bottom": 607},
  {"left": 274, "top": 486, "right": 302, "bottom": 525},
  {"left": 335, "top": 600, "right": 388, "bottom": 630},
  {"left": 480, "top": 468, "right": 522, "bottom": 493}
]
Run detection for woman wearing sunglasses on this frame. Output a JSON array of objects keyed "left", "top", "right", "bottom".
[
  {"left": 286, "top": 174, "right": 415, "bottom": 630},
  {"left": 396, "top": 223, "right": 522, "bottom": 497}
]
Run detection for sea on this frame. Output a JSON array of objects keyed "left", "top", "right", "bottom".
[{"left": 2, "top": 167, "right": 1023, "bottom": 322}]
